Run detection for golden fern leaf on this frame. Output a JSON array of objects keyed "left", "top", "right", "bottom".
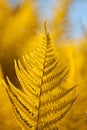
[
  {"left": 5, "top": 22, "right": 78, "bottom": 130},
  {"left": 0, "top": 0, "right": 38, "bottom": 88},
  {"left": 0, "top": 67, "right": 20, "bottom": 130}
]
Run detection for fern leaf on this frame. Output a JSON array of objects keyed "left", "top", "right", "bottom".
[{"left": 6, "top": 22, "right": 78, "bottom": 130}]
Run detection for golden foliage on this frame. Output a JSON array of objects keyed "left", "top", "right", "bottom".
[
  {"left": 51, "top": 0, "right": 72, "bottom": 41},
  {"left": 0, "top": 0, "right": 38, "bottom": 87},
  {"left": 0, "top": 0, "right": 87, "bottom": 130},
  {"left": 5, "top": 23, "right": 77, "bottom": 130},
  {"left": 0, "top": 0, "right": 11, "bottom": 24},
  {"left": 0, "top": 67, "right": 20, "bottom": 130},
  {"left": 55, "top": 40, "right": 87, "bottom": 130}
]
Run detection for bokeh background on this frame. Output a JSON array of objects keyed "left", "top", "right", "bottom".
[
  {"left": 11, "top": 0, "right": 87, "bottom": 39},
  {"left": 0, "top": 0, "right": 87, "bottom": 130}
]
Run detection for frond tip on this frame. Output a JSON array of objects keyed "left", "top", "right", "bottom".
[{"left": 5, "top": 23, "right": 78, "bottom": 130}]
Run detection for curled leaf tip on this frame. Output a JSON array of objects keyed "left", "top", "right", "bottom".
[
  {"left": 44, "top": 20, "right": 47, "bottom": 27},
  {"left": 44, "top": 20, "right": 48, "bottom": 35}
]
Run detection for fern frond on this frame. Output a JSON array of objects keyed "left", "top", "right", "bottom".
[{"left": 6, "top": 22, "right": 78, "bottom": 130}]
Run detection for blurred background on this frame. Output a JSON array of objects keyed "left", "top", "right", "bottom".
[
  {"left": 0, "top": 0, "right": 87, "bottom": 130},
  {"left": 10, "top": 0, "right": 87, "bottom": 39}
]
